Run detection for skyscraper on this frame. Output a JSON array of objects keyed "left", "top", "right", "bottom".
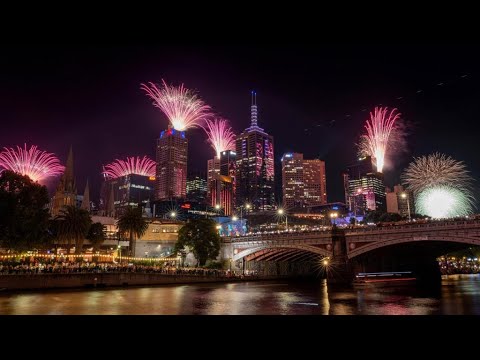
[
  {"left": 344, "top": 156, "right": 386, "bottom": 215},
  {"left": 235, "top": 92, "right": 275, "bottom": 211},
  {"left": 155, "top": 127, "right": 188, "bottom": 201},
  {"left": 281, "top": 153, "right": 327, "bottom": 209},
  {"left": 303, "top": 159, "right": 327, "bottom": 206},
  {"left": 51, "top": 146, "right": 77, "bottom": 217},
  {"left": 207, "top": 157, "right": 220, "bottom": 201}
]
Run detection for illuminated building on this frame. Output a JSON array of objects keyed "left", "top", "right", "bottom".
[
  {"left": 209, "top": 174, "right": 235, "bottom": 216},
  {"left": 51, "top": 146, "right": 77, "bottom": 216},
  {"left": 155, "top": 126, "right": 188, "bottom": 200},
  {"left": 281, "top": 152, "right": 327, "bottom": 209},
  {"left": 344, "top": 156, "right": 386, "bottom": 215},
  {"left": 207, "top": 156, "right": 220, "bottom": 199},
  {"left": 101, "top": 174, "right": 155, "bottom": 216},
  {"left": 135, "top": 220, "right": 183, "bottom": 258},
  {"left": 235, "top": 91, "right": 275, "bottom": 211},
  {"left": 186, "top": 173, "right": 208, "bottom": 203}
]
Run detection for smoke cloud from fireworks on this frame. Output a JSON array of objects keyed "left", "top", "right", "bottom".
[
  {"left": 358, "top": 107, "right": 402, "bottom": 173},
  {"left": 202, "top": 118, "right": 236, "bottom": 158},
  {"left": 141, "top": 80, "right": 211, "bottom": 131},
  {"left": 0, "top": 144, "right": 65, "bottom": 182},
  {"left": 103, "top": 156, "right": 156, "bottom": 179},
  {"left": 402, "top": 153, "right": 475, "bottom": 218}
]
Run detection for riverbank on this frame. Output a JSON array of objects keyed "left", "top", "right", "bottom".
[{"left": 0, "top": 273, "right": 292, "bottom": 291}]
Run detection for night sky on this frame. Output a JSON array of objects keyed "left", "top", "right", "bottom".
[{"left": 1, "top": 44, "right": 480, "bottom": 206}]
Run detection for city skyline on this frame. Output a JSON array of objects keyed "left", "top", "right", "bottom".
[{"left": 1, "top": 44, "right": 480, "bottom": 206}]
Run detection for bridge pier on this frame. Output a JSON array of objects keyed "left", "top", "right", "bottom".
[{"left": 327, "top": 227, "right": 354, "bottom": 285}]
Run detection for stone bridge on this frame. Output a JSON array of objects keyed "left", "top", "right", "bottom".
[{"left": 221, "top": 219, "right": 480, "bottom": 281}]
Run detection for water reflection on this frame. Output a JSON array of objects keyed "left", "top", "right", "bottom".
[{"left": 0, "top": 275, "right": 479, "bottom": 315}]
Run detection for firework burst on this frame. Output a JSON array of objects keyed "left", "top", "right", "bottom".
[
  {"left": 202, "top": 118, "right": 236, "bottom": 158},
  {"left": 0, "top": 144, "right": 65, "bottom": 182},
  {"left": 141, "top": 80, "right": 211, "bottom": 131},
  {"left": 402, "top": 153, "right": 475, "bottom": 218},
  {"left": 103, "top": 156, "right": 156, "bottom": 179},
  {"left": 416, "top": 186, "right": 474, "bottom": 219},
  {"left": 358, "top": 107, "right": 402, "bottom": 173}
]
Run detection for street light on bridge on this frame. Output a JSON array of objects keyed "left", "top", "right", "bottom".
[
  {"left": 277, "top": 208, "right": 288, "bottom": 230},
  {"left": 401, "top": 192, "right": 411, "bottom": 221}
]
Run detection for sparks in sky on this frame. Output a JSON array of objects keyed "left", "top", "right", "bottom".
[
  {"left": 141, "top": 80, "right": 211, "bottom": 131},
  {"left": 0, "top": 144, "right": 65, "bottom": 182},
  {"left": 416, "top": 186, "right": 473, "bottom": 219},
  {"left": 358, "top": 107, "right": 402, "bottom": 173},
  {"left": 102, "top": 156, "right": 156, "bottom": 179},
  {"left": 402, "top": 153, "right": 475, "bottom": 218},
  {"left": 202, "top": 118, "right": 236, "bottom": 158}
]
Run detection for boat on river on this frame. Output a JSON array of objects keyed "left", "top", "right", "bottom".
[{"left": 353, "top": 271, "right": 417, "bottom": 288}]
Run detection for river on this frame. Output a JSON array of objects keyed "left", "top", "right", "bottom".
[{"left": 0, "top": 274, "right": 479, "bottom": 315}]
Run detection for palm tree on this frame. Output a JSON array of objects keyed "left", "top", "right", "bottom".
[
  {"left": 56, "top": 205, "right": 92, "bottom": 254},
  {"left": 117, "top": 207, "right": 148, "bottom": 257},
  {"left": 87, "top": 222, "right": 106, "bottom": 252}
]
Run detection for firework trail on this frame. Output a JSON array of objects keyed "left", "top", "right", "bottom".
[
  {"left": 358, "top": 107, "right": 402, "bottom": 173},
  {"left": 402, "top": 153, "right": 475, "bottom": 218},
  {"left": 0, "top": 144, "right": 65, "bottom": 182},
  {"left": 103, "top": 156, "right": 156, "bottom": 179},
  {"left": 141, "top": 80, "right": 211, "bottom": 131},
  {"left": 202, "top": 118, "right": 236, "bottom": 158}
]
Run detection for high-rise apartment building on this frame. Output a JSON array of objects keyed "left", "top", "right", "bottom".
[{"left": 235, "top": 92, "right": 275, "bottom": 211}]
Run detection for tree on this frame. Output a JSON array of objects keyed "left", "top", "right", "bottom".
[
  {"left": 0, "top": 170, "right": 50, "bottom": 250},
  {"left": 117, "top": 207, "right": 148, "bottom": 257},
  {"left": 174, "top": 218, "right": 220, "bottom": 266},
  {"left": 56, "top": 205, "right": 92, "bottom": 254},
  {"left": 87, "top": 222, "right": 106, "bottom": 252}
]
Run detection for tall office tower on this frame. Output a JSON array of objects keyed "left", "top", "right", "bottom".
[
  {"left": 303, "top": 158, "right": 327, "bottom": 206},
  {"left": 281, "top": 153, "right": 327, "bottom": 209},
  {"left": 51, "top": 146, "right": 77, "bottom": 217},
  {"left": 281, "top": 153, "right": 304, "bottom": 208},
  {"left": 207, "top": 156, "right": 220, "bottom": 200},
  {"left": 344, "top": 156, "right": 386, "bottom": 215},
  {"left": 209, "top": 174, "right": 235, "bottom": 216},
  {"left": 235, "top": 92, "right": 275, "bottom": 211},
  {"left": 155, "top": 127, "right": 188, "bottom": 201}
]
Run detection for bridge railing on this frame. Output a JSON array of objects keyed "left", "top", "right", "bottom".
[{"left": 345, "top": 219, "right": 480, "bottom": 234}]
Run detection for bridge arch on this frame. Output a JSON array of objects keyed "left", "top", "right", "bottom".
[
  {"left": 348, "top": 235, "right": 480, "bottom": 259},
  {"left": 233, "top": 244, "right": 330, "bottom": 262}
]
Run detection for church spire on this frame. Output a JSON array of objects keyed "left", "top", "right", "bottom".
[{"left": 81, "top": 179, "right": 90, "bottom": 211}]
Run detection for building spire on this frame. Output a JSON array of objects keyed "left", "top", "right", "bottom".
[
  {"left": 81, "top": 179, "right": 90, "bottom": 211},
  {"left": 250, "top": 90, "right": 258, "bottom": 127}
]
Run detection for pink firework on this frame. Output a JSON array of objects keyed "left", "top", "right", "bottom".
[
  {"left": 358, "top": 107, "right": 401, "bottom": 173},
  {"left": 202, "top": 118, "right": 236, "bottom": 158},
  {"left": 103, "top": 156, "right": 156, "bottom": 179},
  {"left": 141, "top": 80, "right": 211, "bottom": 131},
  {"left": 0, "top": 144, "right": 65, "bottom": 182}
]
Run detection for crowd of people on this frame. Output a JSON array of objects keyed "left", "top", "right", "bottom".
[{"left": 0, "top": 260, "right": 258, "bottom": 278}]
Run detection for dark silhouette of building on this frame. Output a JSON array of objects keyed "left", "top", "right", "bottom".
[{"left": 51, "top": 146, "right": 77, "bottom": 217}]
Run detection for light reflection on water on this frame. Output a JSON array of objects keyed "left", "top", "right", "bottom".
[{"left": 0, "top": 274, "right": 479, "bottom": 315}]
